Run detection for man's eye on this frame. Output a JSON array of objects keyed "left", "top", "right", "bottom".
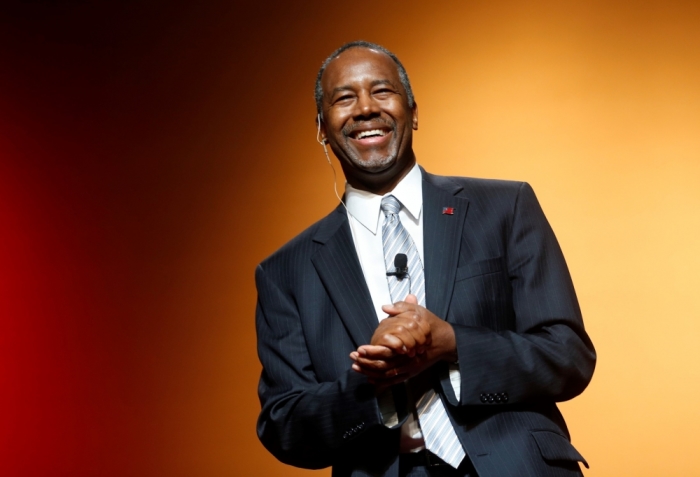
[{"left": 335, "top": 95, "right": 354, "bottom": 103}]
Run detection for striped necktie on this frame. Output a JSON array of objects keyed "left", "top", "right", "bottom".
[{"left": 380, "top": 195, "right": 465, "bottom": 469}]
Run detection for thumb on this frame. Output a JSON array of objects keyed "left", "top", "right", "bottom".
[{"left": 404, "top": 294, "right": 418, "bottom": 304}]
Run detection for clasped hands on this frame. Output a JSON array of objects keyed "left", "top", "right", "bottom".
[{"left": 349, "top": 294, "right": 457, "bottom": 390}]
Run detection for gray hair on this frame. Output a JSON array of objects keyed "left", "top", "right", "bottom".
[{"left": 314, "top": 41, "right": 415, "bottom": 119}]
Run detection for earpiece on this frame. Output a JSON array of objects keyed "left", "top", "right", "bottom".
[
  {"left": 314, "top": 114, "right": 357, "bottom": 232},
  {"left": 315, "top": 112, "right": 346, "bottom": 209},
  {"left": 316, "top": 114, "right": 327, "bottom": 146},
  {"left": 316, "top": 114, "right": 332, "bottom": 166}
]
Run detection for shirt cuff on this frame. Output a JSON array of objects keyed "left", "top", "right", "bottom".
[
  {"left": 448, "top": 362, "right": 461, "bottom": 402},
  {"left": 377, "top": 388, "right": 399, "bottom": 427}
]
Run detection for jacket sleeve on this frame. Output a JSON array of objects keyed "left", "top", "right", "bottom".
[
  {"left": 441, "top": 182, "right": 596, "bottom": 406},
  {"left": 255, "top": 263, "right": 403, "bottom": 469}
]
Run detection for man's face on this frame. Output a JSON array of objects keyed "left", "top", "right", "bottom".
[{"left": 320, "top": 48, "right": 418, "bottom": 192}]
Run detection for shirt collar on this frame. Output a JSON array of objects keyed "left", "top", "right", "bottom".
[{"left": 345, "top": 163, "right": 423, "bottom": 234}]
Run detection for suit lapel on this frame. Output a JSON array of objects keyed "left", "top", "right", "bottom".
[
  {"left": 311, "top": 206, "right": 377, "bottom": 348},
  {"left": 309, "top": 169, "right": 470, "bottom": 348},
  {"left": 422, "top": 172, "right": 470, "bottom": 321}
]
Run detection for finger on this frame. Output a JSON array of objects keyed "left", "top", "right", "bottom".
[
  {"left": 352, "top": 361, "right": 393, "bottom": 377},
  {"left": 378, "top": 315, "right": 430, "bottom": 355},
  {"left": 404, "top": 294, "right": 418, "bottom": 305},
  {"left": 387, "top": 367, "right": 403, "bottom": 379},
  {"left": 367, "top": 354, "right": 430, "bottom": 384},
  {"left": 357, "top": 345, "right": 394, "bottom": 360},
  {"left": 396, "top": 316, "right": 430, "bottom": 352},
  {"left": 353, "top": 353, "right": 403, "bottom": 371},
  {"left": 377, "top": 324, "right": 420, "bottom": 355},
  {"left": 381, "top": 301, "right": 413, "bottom": 316},
  {"left": 367, "top": 367, "right": 410, "bottom": 386},
  {"left": 371, "top": 330, "right": 412, "bottom": 354},
  {"left": 391, "top": 309, "right": 433, "bottom": 348},
  {"left": 381, "top": 297, "right": 419, "bottom": 317},
  {"left": 353, "top": 353, "right": 410, "bottom": 374}
]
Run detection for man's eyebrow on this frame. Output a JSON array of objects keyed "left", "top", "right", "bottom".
[
  {"left": 327, "top": 79, "right": 400, "bottom": 97},
  {"left": 369, "top": 79, "right": 399, "bottom": 89},
  {"left": 328, "top": 85, "right": 354, "bottom": 97}
]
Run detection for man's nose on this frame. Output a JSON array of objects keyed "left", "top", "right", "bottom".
[{"left": 353, "top": 92, "right": 380, "bottom": 118}]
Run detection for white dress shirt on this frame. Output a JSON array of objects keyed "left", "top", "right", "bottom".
[
  {"left": 344, "top": 163, "right": 461, "bottom": 450},
  {"left": 345, "top": 164, "right": 424, "bottom": 322}
]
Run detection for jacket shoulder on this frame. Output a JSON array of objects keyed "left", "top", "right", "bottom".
[
  {"left": 424, "top": 172, "right": 531, "bottom": 204},
  {"left": 257, "top": 205, "right": 345, "bottom": 271},
  {"left": 426, "top": 172, "right": 523, "bottom": 191}
]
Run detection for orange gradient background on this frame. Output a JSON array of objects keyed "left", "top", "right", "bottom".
[{"left": 1, "top": 1, "right": 698, "bottom": 476}]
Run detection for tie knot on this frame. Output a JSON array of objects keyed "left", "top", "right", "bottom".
[{"left": 380, "top": 195, "right": 401, "bottom": 217}]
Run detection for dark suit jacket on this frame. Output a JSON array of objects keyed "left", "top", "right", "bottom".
[{"left": 256, "top": 170, "right": 596, "bottom": 477}]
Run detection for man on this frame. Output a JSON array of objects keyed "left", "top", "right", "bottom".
[{"left": 256, "top": 41, "right": 595, "bottom": 477}]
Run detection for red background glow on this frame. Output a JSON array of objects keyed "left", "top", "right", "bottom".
[{"left": 1, "top": 1, "right": 699, "bottom": 476}]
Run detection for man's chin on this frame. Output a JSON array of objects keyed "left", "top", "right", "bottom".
[{"left": 347, "top": 155, "right": 396, "bottom": 174}]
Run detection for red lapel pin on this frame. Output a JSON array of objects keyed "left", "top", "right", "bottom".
[{"left": 442, "top": 207, "right": 455, "bottom": 215}]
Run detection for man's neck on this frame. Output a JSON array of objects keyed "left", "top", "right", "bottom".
[{"left": 344, "top": 158, "right": 417, "bottom": 196}]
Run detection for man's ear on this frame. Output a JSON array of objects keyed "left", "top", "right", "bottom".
[
  {"left": 316, "top": 114, "right": 328, "bottom": 145},
  {"left": 411, "top": 102, "right": 418, "bottom": 130}
]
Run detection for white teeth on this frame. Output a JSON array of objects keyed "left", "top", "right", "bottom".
[{"left": 356, "top": 129, "right": 386, "bottom": 139}]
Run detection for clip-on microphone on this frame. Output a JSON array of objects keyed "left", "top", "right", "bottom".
[{"left": 386, "top": 253, "right": 409, "bottom": 280}]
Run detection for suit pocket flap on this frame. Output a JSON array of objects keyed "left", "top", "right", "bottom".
[
  {"left": 455, "top": 257, "right": 503, "bottom": 281},
  {"left": 531, "top": 430, "right": 589, "bottom": 469}
]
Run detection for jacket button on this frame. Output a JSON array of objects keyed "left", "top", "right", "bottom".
[
  {"left": 480, "top": 393, "right": 487, "bottom": 403},
  {"left": 487, "top": 394, "right": 494, "bottom": 403},
  {"left": 502, "top": 392, "right": 509, "bottom": 402}
]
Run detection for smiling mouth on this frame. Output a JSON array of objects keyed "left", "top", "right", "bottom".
[{"left": 354, "top": 129, "right": 387, "bottom": 140}]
